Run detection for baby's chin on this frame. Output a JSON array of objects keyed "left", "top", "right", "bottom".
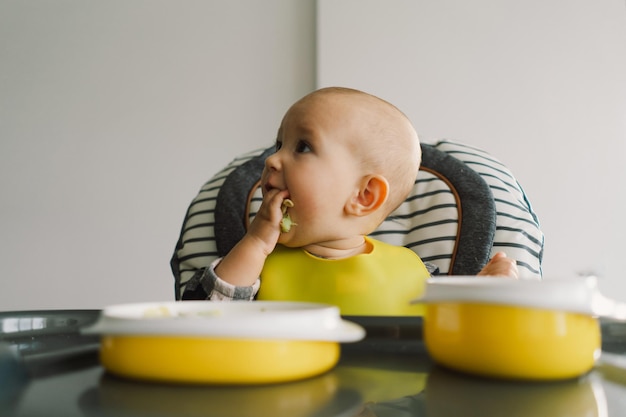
[
  {"left": 276, "top": 231, "right": 307, "bottom": 248},
  {"left": 276, "top": 234, "right": 296, "bottom": 247}
]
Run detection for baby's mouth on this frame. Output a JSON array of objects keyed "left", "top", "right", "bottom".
[
  {"left": 263, "top": 180, "right": 283, "bottom": 193},
  {"left": 263, "top": 182, "right": 273, "bottom": 193},
  {"left": 263, "top": 180, "right": 289, "bottom": 197}
]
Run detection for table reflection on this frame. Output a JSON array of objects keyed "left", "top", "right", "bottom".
[
  {"left": 76, "top": 350, "right": 608, "bottom": 417},
  {"left": 78, "top": 371, "right": 362, "bottom": 417},
  {"left": 74, "top": 349, "right": 432, "bottom": 417},
  {"left": 359, "top": 366, "right": 606, "bottom": 417},
  {"left": 2, "top": 310, "right": 626, "bottom": 417},
  {"left": 436, "top": 368, "right": 605, "bottom": 416}
]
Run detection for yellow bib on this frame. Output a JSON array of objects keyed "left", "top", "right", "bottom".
[{"left": 257, "top": 237, "right": 428, "bottom": 316}]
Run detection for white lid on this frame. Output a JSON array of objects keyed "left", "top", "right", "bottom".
[
  {"left": 82, "top": 301, "right": 365, "bottom": 342},
  {"left": 413, "top": 276, "right": 626, "bottom": 318}
]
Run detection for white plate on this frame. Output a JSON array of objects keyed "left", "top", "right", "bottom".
[
  {"left": 82, "top": 301, "right": 365, "bottom": 342},
  {"left": 412, "top": 276, "right": 626, "bottom": 318}
]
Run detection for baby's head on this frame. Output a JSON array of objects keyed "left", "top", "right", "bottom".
[{"left": 264, "top": 87, "right": 420, "bottom": 243}]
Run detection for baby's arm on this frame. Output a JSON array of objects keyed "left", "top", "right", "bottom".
[
  {"left": 477, "top": 252, "right": 519, "bottom": 278},
  {"left": 213, "top": 188, "right": 289, "bottom": 287}
]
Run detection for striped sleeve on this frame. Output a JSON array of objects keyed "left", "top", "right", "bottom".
[{"left": 172, "top": 148, "right": 268, "bottom": 300}]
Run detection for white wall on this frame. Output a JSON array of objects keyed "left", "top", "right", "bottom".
[
  {"left": 318, "top": 0, "right": 626, "bottom": 297},
  {"left": 0, "top": 0, "right": 315, "bottom": 310},
  {"left": 2, "top": 0, "right": 625, "bottom": 311}
]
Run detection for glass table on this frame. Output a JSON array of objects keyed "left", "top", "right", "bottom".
[{"left": 2, "top": 310, "right": 626, "bottom": 417}]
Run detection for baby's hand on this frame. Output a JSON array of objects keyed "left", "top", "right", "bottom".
[
  {"left": 213, "top": 188, "right": 289, "bottom": 286},
  {"left": 478, "top": 252, "right": 519, "bottom": 278},
  {"left": 245, "top": 188, "right": 290, "bottom": 254}
]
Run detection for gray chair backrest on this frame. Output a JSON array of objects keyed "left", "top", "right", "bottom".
[{"left": 171, "top": 140, "right": 544, "bottom": 300}]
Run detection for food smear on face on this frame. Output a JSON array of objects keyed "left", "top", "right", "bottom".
[{"left": 280, "top": 199, "right": 297, "bottom": 233}]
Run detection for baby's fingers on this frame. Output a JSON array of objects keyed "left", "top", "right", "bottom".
[
  {"left": 256, "top": 189, "right": 290, "bottom": 223},
  {"left": 478, "top": 252, "right": 519, "bottom": 279}
]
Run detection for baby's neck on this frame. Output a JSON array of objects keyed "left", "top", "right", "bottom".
[{"left": 303, "top": 236, "right": 371, "bottom": 260}]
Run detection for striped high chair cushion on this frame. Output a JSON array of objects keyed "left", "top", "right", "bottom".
[{"left": 171, "top": 140, "right": 544, "bottom": 300}]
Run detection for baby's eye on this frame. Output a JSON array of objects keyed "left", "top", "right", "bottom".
[
  {"left": 274, "top": 140, "right": 283, "bottom": 152},
  {"left": 295, "top": 140, "right": 312, "bottom": 153}
]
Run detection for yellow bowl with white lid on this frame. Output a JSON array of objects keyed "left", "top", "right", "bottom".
[
  {"left": 413, "top": 276, "right": 624, "bottom": 381},
  {"left": 83, "top": 301, "right": 364, "bottom": 384}
]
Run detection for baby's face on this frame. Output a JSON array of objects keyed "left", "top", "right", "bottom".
[{"left": 261, "top": 93, "right": 369, "bottom": 247}]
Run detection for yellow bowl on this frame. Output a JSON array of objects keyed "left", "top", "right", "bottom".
[
  {"left": 100, "top": 336, "right": 340, "bottom": 384},
  {"left": 415, "top": 277, "right": 605, "bottom": 380},
  {"left": 83, "top": 301, "right": 364, "bottom": 384},
  {"left": 424, "top": 302, "right": 600, "bottom": 380}
]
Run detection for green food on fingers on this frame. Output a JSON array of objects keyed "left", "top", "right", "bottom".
[{"left": 280, "top": 199, "right": 297, "bottom": 233}]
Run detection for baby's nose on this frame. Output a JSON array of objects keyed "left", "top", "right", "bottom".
[{"left": 265, "top": 152, "right": 281, "bottom": 171}]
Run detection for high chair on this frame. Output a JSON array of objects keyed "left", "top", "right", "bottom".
[{"left": 171, "top": 140, "right": 544, "bottom": 300}]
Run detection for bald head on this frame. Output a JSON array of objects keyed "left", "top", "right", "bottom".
[{"left": 292, "top": 87, "right": 421, "bottom": 216}]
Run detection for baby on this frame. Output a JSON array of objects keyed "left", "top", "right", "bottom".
[{"left": 202, "top": 87, "right": 517, "bottom": 315}]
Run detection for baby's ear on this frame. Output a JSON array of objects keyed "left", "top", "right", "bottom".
[{"left": 345, "top": 175, "right": 389, "bottom": 217}]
